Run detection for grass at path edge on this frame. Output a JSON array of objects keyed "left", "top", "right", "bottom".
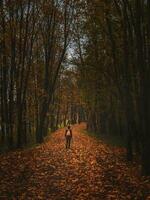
[{"left": 82, "top": 129, "right": 126, "bottom": 148}]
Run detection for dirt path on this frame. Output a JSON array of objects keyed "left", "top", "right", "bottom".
[{"left": 0, "top": 123, "right": 149, "bottom": 200}]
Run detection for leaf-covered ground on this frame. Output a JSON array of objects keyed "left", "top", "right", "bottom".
[{"left": 0, "top": 123, "right": 150, "bottom": 200}]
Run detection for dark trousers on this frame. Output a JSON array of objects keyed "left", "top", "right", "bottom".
[{"left": 66, "top": 136, "right": 72, "bottom": 149}]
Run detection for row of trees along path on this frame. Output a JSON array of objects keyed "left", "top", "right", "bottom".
[
  {"left": 1, "top": 0, "right": 150, "bottom": 178},
  {"left": 0, "top": 123, "right": 149, "bottom": 200}
]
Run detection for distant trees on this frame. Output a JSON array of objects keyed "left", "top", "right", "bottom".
[
  {"left": 73, "top": 0, "right": 150, "bottom": 175},
  {"left": 55, "top": 69, "right": 86, "bottom": 126}
]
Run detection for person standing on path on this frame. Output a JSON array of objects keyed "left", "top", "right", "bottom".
[{"left": 65, "top": 125, "right": 73, "bottom": 149}]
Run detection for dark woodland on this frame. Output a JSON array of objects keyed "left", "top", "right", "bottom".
[{"left": 0, "top": 0, "right": 150, "bottom": 199}]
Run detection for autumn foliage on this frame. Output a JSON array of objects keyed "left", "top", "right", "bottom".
[
  {"left": 0, "top": 124, "right": 149, "bottom": 199},
  {"left": 0, "top": 0, "right": 150, "bottom": 199}
]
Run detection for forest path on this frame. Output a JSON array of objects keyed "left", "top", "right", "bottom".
[{"left": 0, "top": 123, "right": 149, "bottom": 200}]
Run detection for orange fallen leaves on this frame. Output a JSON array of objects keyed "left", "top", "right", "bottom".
[{"left": 0, "top": 123, "right": 149, "bottom": 200}]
